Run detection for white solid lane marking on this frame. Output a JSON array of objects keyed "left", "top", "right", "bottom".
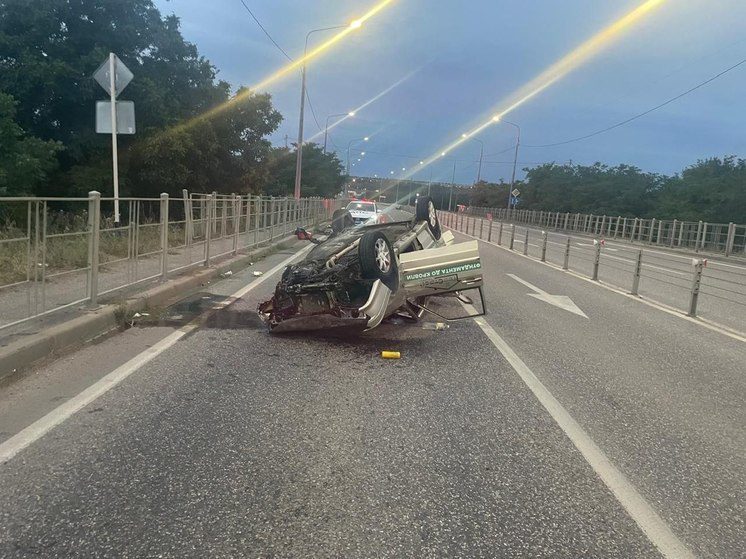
[
  {"left": 463, "top": 305, "right": 696, "bottom": 559},
  {"left": 507, "top": 273, "right": 588, "bottom": 318},
  {"left": 0, "top": 245, "right": 313, "bottom": 464}
]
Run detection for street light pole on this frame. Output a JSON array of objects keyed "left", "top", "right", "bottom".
[
  {"left": 449, "top": 161, "right": 456, "bottom": 211},
  {"left": 346, "top": 136, "right": 368, "bottom": 176},
  {"left": 462, "top": 134, "right": 484, "bottom": 184},
  {"left": 323, "top": 112, "right": 353, "bottom": 154},
  {"left": 500, "top": 120, "right": 521, "bottom": 210},
  {"left": 294, "top": 25, "right": 351, "bottom": 199}
]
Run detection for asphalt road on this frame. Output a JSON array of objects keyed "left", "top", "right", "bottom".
[
  {"left": 0, "top": 226, "right": 743, "bottom": 558},
  {"left": 449, "top": 213, "right": 746, "bottom": 335}
]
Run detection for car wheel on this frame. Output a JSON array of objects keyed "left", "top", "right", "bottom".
[
  {"left": 332, "top": 209, "right": 353, "bottom": 233},
  {"left": 415, "top": 196, "right": 441, "bottom": 240},
  {"left": 359, "top": 231, "right": 399, "bottom": 291}
]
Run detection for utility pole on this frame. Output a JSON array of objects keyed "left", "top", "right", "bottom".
[{"left": 449, "top": 161, "right": 456, "bottom": 211}]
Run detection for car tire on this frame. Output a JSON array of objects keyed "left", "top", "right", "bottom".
[
  {"left": 415, "top": 196, "right": 441, "bottom": 240},
  {"left": 359, "top": 231, "right": 399, "bottom": 291},
  {"left": 331, "top": 208, "right": 353, "bottom": 233}
]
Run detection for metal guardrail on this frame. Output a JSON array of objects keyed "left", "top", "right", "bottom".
[
  {"left": 440, "top": 210, "right": 746, "bottom": 332},
  {"left": 0, "top": 191, "right": 341, "bottom": 332},
  {"left": 463, "top": 207, "right": 746, "bottom": 258}
]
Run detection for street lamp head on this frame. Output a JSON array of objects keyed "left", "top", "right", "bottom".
[
  {"left": 363, "top": 136, "right": 369, "bottom": 141},
  {"left": 419, "top": 161, "right": 424, "bottom": 165},
  {"left": 357, "top": 158, "right": 361, "bottom": 162},
  {"left": 350, "top": 19, "right": 363, "bottom": 29},
  {"left": 360, "top": 151, "right": 366, "bottom": 156},
  {"left": 492, "top": 115, "right": 501, "bottom": 122},
  {"left": 348, "top": 111, "right": 356, "bottom": 117},
  {"left": 390, "top": 171, "right": 394, "bottom": 174},
  {"left": 461, "top": 133, "right": 468, "bottom": 138},
  {"left": 402, "top": 167, "right": 406, "bottom": 171}
]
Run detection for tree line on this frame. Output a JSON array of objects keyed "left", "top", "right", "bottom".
[
  {"left": 448, "top": 159, "right": 745, "bottom": 224},
  {"left": 0, "top": 0, "right": 345, "bottom": 199}
]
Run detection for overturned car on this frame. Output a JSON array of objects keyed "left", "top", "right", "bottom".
[{"left": 258, "top": 197, "right": 485, "bottom": 333}]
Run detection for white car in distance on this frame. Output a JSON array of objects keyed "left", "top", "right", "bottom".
[{"left": 346, "top": 200, "right": 380, "bottom": 225}]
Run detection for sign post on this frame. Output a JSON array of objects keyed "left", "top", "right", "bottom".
[
  {"left": 109, "top": 54, "right": 120, "bottom": 223},
  {"left": 94, "top": 53, "right": 134, "bottom": 224}
]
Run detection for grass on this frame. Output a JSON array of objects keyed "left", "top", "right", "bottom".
[
  {"left": 0, "top": 205, "right": 308, "bottom": 287},
  {"left": 0, "top": 214, "right": 191, "bottom": 286}
]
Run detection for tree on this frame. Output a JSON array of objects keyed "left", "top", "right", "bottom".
[
  {"left": 0, "top": 0, "right": 278, "bottom": 197},
  {"left": 467, "top": 180, "right": 511, "bottom": 208},
  {"left": 519, "top": 163, "right": 663, "bottom": 217},
  {"left": 127, "top": 89, "right": 282, "bottom": 197},
  {"left": 262, "top": 144, "right": 345, "bottom": 198},
  {"left": 657, "top": 157, "right": 746, "bottom": 223},
  {"left": 0, "top": 93, "right": 62, "bottom": 195}
]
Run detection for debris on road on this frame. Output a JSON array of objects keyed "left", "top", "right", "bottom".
[
  {"left": 381, "top": 351, "right": 401, "bottom": 359},
  {"left": 252, "top": 271, "right": 263, "bottom": 277},
  {"left": 422, "top": 322, "right": 449, "bottom": 331},
  {"left": 219, "top": 270, "right": 233, "bottom": 278}
]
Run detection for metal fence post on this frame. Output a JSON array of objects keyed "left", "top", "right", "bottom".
[
  {"left": 687, "top": 259, "right": 704, "bottom": 316},
  {"left": 160, "top": 193, "right": 169, "bottom": 279},
  {"left": 600, "top": 215, "right": 606, "bottom": 236},
  {"left": 563, "top": 237, "right": 571, "bottom": 270},
  {"left": 694, "top": 220, "right": 703, "bottom": 252},
  {"left": 649, "top": 218, "right": 656, "bottom": 243},
  {"left": 614, "top": 216, "right": 621, "bottom": 238},
  {"left": 87, "top": 191, "right": 101, "bottom": 306},
  {"left": 564, "top": 212, "right": 569, "bottom": 230},
  {"left": 270, "top": 198, "right": 276, "bottom": 240},
  {"left": 670, "top": 219, "right": 677, "bottom": 247},
  {"left": 523, "top": 228, "right": 529, "bottom": 255},
  {"left": 541, "top": 231, "right": 548, "bottom": 261},
  {"left": 497, "top": 222, "right": 504, "bottom": 245},
  {"left": 233, "top": 195, "right": 240, "bottom": 254},
  {"left": 487, "top": 218, "right": 493, "bottom": 242},
  {"left": 701, "top": 222, "right": 708, "bottom": 250},
  {"left": 204, "top": 194, "right": 213, "bottom": 266},
  {"left": 182, "top": 189, "right": 192, "bottom": 246},
  {"left": 630, "top": 218, "right": 638, "bottom": 243},
  {"left": 725, "top": 222, "right": 736, "bottom": 257},
  {"left": 509, "top": 224, "right": 515, "bottom": 250},
  {"left": 656, "top": 220, "right": 663, "bottom": 245},
  {"left": 631, "top": 249, "right": 643, "bottom": 295},
  {"left": 211, "top": 191, "right": 218, "bottom": 235},
  {"left": 479, "top": 218, "right": 484, "bottom": 239},
  {"left": 592, "top": 240, "right": 601, "bottom": 280}
]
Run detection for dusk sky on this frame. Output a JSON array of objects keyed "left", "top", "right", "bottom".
[{"left": 153, "top": 0, "right": 746, "bottom": 184}]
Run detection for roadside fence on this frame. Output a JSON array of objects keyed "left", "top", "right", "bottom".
[
  {"left": 462, "top": 207, "right": 746, "bottom": 258},
  {"left": 0, "top": 191, "right": 340, "bottom": 332},
  {"left": 440, "top": 210, "right": 746, "bottom": 333}
]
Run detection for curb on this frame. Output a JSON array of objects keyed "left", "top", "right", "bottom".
[{"left": 0, "top": 235, "right": 300, "bottom": 382}]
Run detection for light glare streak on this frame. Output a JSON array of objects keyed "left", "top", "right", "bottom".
[
  {"left": 172, "top": 0, "right": 396, "bottom": 134},
  {"left": 307, "top": 70, "right": 419, "bottom": 143},
  {"left": 408, "top": 0, "right": 668, "bottom": 179}
]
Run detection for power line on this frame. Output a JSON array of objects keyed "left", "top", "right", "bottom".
[
  {"left": 237, "top": 0, "right": 324, "bottom": 133},
  {"left": 524, "top": 57, "right": 746, "bottom": 148},
  {"left": 238, "top": 0, "right": 292, "bottom": 61}
]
